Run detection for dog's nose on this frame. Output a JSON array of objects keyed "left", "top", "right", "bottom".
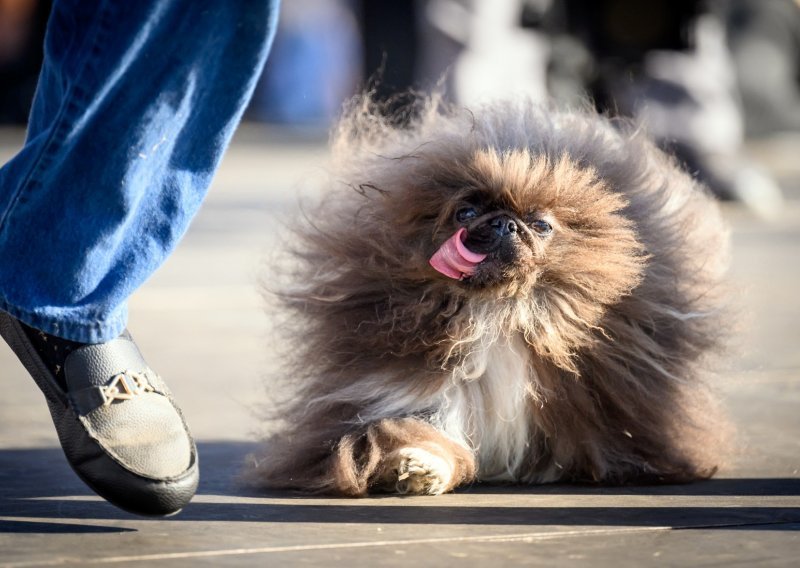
[{"left": 490, "top": 215, "right": 518, "bottom": 236}]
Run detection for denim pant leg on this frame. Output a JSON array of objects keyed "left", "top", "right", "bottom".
[{"left": 0, "top": 0, "right": 279, "bottom": 343}]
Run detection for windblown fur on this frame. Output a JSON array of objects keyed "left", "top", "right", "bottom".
[{"left": 247, "top": 96, "right": 731, "bottom": 496}]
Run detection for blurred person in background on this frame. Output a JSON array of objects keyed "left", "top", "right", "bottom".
[{"left": 424, "top": 0, "right": 794, "bottom": 216}]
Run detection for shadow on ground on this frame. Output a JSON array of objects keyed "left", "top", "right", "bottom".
[{"left": 1, "top": 442, "right": 798, "bottom": 534}]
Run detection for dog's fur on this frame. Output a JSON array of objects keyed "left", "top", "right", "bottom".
[{"left": 247, "top": 96, "right": 731, "bottom": 496}]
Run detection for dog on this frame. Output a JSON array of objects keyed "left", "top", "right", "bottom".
[{"left": 246, "top": 95, "right": 731, "bottom": 496}]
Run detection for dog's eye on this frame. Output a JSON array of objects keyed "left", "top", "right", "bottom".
[
  {"left": 530, "top": 219, "right": 553, "bottom": 235},
  {"left": 455, "top": 207, "right": 479, "bottom": 223}
]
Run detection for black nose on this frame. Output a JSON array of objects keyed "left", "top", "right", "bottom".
[{"left": 490, "top": 215, "right": 518, "bottom": 236}]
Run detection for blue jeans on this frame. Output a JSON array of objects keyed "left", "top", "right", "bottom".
[{"left": 0, "top": 0, "right": 279, "bottom": 343}]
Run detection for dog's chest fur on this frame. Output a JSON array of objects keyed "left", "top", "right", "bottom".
[{"left": 433, "top": 333, "right": 534, "bottom": 481}]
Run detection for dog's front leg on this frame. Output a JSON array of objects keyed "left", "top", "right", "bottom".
[{"left": 333, "top": 417, "right": 476, "bottom": 496}]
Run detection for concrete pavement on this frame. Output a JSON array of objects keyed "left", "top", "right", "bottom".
[{"left": 1, "top": 126, "right": 798, "bottom": 566}]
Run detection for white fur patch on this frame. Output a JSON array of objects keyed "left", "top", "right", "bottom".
[
  {"left": 434, "top": 333, "right": 535, "bottom": 481},
  {"left": 385, "top": 447, "right": 454, "bottom": 495}
]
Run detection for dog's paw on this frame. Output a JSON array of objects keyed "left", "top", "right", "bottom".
[{"left": 385, "top": 447, "right": 453, "bottom": 495}]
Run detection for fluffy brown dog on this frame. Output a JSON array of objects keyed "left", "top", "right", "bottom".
[{"left": 247, "top": 96, "right": 731, "bottom": 496}]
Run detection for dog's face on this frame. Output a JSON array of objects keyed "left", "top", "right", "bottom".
[
  {"left": 437, "top": 193, "right": 554, "bottom": 290},
  {"left": 394, "top": 148, "right": 644, "bottom": 304}
]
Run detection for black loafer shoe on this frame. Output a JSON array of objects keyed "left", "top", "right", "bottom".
[{"left": 0, "top": 312, "right": 198, "bottom": 516}]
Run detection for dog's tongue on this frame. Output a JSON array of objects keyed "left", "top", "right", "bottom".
[{"left": 429, "top": 228, "right": 487, "bottom": 280}]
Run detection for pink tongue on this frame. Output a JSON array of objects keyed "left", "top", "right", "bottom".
[{"left": 429, "top": 228, "right": 487, "bottom": 280}]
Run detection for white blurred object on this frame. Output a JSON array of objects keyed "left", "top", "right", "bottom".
[
  {"left": 628, "top": 15, "right": 744, "bottom": 157},
  {"left": 426, "top": 0, "right": 549, "bottom": 105}
]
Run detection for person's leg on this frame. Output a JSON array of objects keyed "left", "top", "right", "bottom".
[
  {"left": 0, "top": 0, "right": 279, "bottom": 343},
  {"left": 0, "top": 0, "right": 279, "bottom": 516}
]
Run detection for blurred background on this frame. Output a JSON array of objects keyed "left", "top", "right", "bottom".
[{"left": 2, "top": 0, "right": 800, "bottom": 214}]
